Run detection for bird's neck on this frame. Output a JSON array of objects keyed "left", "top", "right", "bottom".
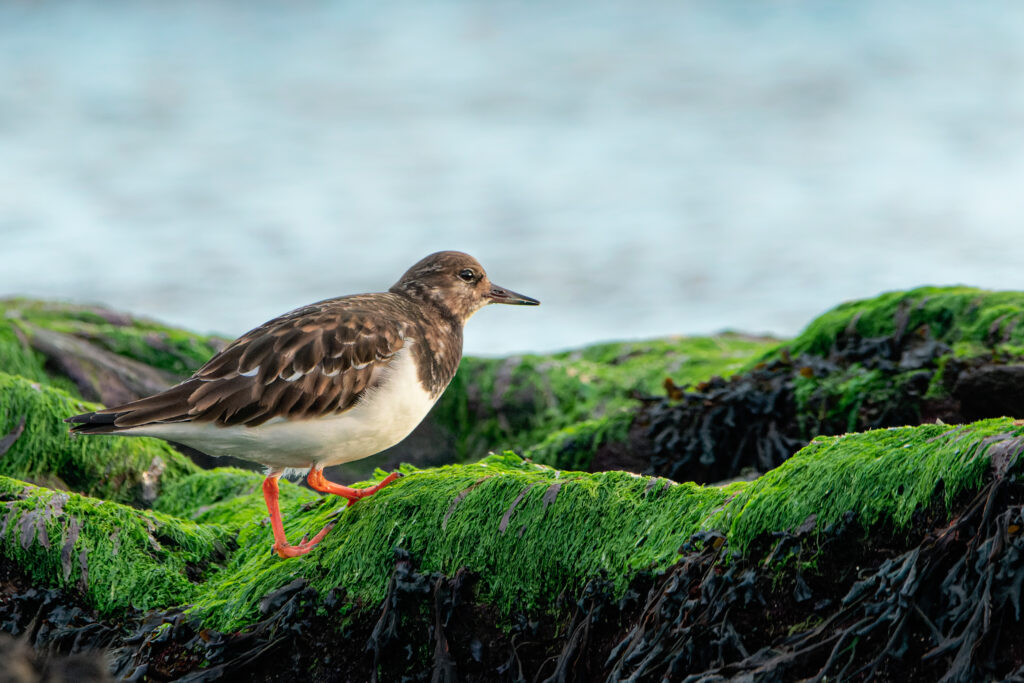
[
  {"left": 410, "top": 299, "right": 465, "bottom": 398},
  {"left": 391, "top": 284, "right": 466, "bottom": 328}
]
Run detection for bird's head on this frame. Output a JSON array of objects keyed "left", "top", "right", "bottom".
[{"left": 391, "top": 251, "right": 539, "bottom": 321}]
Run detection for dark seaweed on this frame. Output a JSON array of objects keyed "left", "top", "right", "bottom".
[{"left": 635, "top": 323, "right": 1024, "bottom": 484}]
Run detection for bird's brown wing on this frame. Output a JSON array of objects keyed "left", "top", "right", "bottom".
[{"left": 69, "top": 299, "right": 406, "bottom": 431}]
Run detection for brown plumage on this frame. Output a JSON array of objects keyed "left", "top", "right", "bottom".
[
  {"left": 81, "top": 298, "right": 408, "bottom": 430},
  {"left": 65, "top": 251, "right": 539, "bottom": 558}
]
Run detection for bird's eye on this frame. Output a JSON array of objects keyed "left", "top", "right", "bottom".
[{"left": 458, "top": 269, "right": 475, "bottom": 282}]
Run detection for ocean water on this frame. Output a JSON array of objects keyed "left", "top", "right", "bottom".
[{"left": 2, "top": 1, "right": 1024, "bottom": 355}]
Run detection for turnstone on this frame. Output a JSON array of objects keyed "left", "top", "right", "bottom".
[{"left": 66, "top": 251, "right": 539, "bottom": 557}]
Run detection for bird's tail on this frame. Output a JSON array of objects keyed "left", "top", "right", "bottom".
[
  {"left": 65, "top": 410, "right": 126, "bottom": 435},
  {"left": 65, "top": 379, "right": 199, "bottom": 435}
]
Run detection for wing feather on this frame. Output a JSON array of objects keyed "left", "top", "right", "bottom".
[{"left": 70, "top": 298, "right": 408, "bottom": 431}]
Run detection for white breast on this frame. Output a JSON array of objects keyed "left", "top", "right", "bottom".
[{"left": 125, "top": 345, "right": 439, "bottom": 469}]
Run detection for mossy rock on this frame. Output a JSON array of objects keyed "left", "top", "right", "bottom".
[
  {"left": 4, "top": 417, "right": 1020, "bottom": 635},
  {"left": 3, "top": 290, "right": 1024, "bottom": 678},
  {"left": 617, "top": 286, "right": 1024, "bottom": 483},
  {"left": 162, "top": 418, "right": 1024, "bottom": 631},
  {"left": 1, "top": 298, "right": 225, "bottom": 378},
  {"left": 419, "top": 333, "right": 777, "bottom": 469},
  {"left": 0, "top": 312, "right": 78, "bottom": 395},
  {"left": 0, "top": 372, "right": 198, "bottom": 506},
  {"left": 0, "top": 474, "right": 230, "bottom": 615},
  {"left": 0, "top": 299, "right": 227, "bottom": 408},
  {"left": 773, "top": 285, "right": 1024, "bottom": 361}
]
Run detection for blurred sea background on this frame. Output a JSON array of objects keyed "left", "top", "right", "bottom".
[{"left": 2, "top": 0, "right": 1023, "bottom": 355}]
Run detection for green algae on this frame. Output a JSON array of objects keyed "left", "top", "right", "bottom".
[
  {"left": 188, "top": 454, "right": 734, "bottom": 631},
  {"left": 0, "top": 372, "right": 197, "bottom": 506},
  {"left": 170, "top": 420, "right": 1005, "bottom": 629},
  {"left": 791, "top": 364, "right": 927, "bottom": 434},
  {"left": 0, "top": 475, "right": 230, "bottom": 614},
  {"left": 708, "top": 418, "right": 1023, "bottom": 552},
  {"left": 724, "top": 287, "right": 1024, "bottom": 443},
  {"left": 0, "top": 321, "right": 79, "bottom": 395},
  {"left": 1, "top": 298, "right": 224, "bottom": 380},
  {"left": 433, "top": 333, "right": 777, "bottom": 464},
  {"left": 522, "top": 411, "right": 633, "bottom": 470},
  {"left": 772, "top": 286, "right": 1024, "bottom": 362},
  {"left": 7, "top": 291, "right": 1024, "bottom": 637},
  {"left": 187, "top": 419, "right": 1024, "bottom": 631},
  {"left": 153, "top": 468, "right": 269, "bottom": 520}
]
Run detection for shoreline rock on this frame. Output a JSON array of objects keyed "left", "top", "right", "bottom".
[
  {"left": 2, "top": 420, "right": 1022, "bottom": 680},
  {"left": 4, "top": 288, "right": 1024, "bottom": 679}
]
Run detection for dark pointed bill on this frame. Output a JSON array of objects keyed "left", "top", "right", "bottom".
[{"left": 487, "top": 284, "right": 540, "bottom": 306}]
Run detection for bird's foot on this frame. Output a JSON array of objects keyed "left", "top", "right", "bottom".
[
  {"left": 345, "top": 471, "right": 402, "bottom": 502},
  {"left": 272, "top": 522, "right": 335, "bottom": 558},
  {"left": 307, "top": 469, "right": 403, "bottom": 502}
]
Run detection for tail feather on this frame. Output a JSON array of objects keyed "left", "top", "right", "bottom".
[
  {"left": 66, "top": 379, "right": 199, "bottom": 434},
  {"left": 65, "top": 410, "right": 124, "bottom": 435}
]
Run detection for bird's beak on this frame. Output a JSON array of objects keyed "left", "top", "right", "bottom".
[{"left": 487, "top": 284, "right": 540, "bottom": 306}]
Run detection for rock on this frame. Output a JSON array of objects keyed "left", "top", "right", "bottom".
[
  {"left": 0, "top": 633, "right": 110, "bottom": 683},
  {"left": 21, "top": 324, "right": 180, "bottom": 407},
  {"left": 562, "top": 286, "right": 1024, "bottom": 483},
  {"left": 1, "top": 298, "right": 225, "bottom": 388},
  {"left": 3, "top": 420, "right": 1024, "bottom": 680},
  {"left": 5, "top": 290, "right": 1024, "bottom": 679},
  {"left": 954, "top": 364, "right": 1024, "bottom": 420},
  {"left": 0, "top": 372, "right": 198, "bottom": 506}
]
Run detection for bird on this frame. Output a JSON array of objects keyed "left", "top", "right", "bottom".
[{"left": 66, "top": 251, "right": 539, "bottom": 557}]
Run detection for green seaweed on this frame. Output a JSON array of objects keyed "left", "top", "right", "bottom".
[
  {"left": 1, "top": 298, "right": 225, "bottom": 378},
  {"left": 730, "top": 287, "right": 1024, "bottom": 441},
  {"left": 523, "top": 411, "right": 633, "bottom": 470},
  {"left": 768, "top": 286, "right": 1024, "bottom": 362},
  {"left": 0, "top": 372, "right": 198, "bottom": 506},
  {"left": 188, "top": 454, "right": 735, "bottom": 630},
  {"left": 155, "top": 467, "right": 319, "bottom": 527},
  {"left": 5, "top": 291, "right": 1024, "bottom": 639},
  {"left": 0, "top": 321, "right": 79, "bottom": 395},
  {"left": 0, "top": 475, "right": 230, "bottom": 615},
  {"left": 185, "top": 419, "right": 1023, "bottom": 631},
  {"left": 434, "top": 333, "right": 778, "bottom": 464},
  {"left": 3, "top": 417, "right": 1021, "bottom": 635},
  {"left": 708, "top": 418, "right": 1021, "bottom": 552}
]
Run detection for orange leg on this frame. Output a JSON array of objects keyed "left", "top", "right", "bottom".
[
  {"left": 307, "top": 468, "right": 401, "bottom": 506},
  {"left": 262, "top": 474, "right": 335, "bottom": 558}
]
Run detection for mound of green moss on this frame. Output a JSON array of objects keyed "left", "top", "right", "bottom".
[
  {"left": 746, "top": 287, "right": 1024, "bottom": 437},
  {"left": 556, "top": 286, "right": 1024, "bottom": 478},
  {"left": 775, "top": 286, "right": 1024, "bottom": 361},
  {"left": 0, "top": 473, "right": 230, "bottom": 615},
  {"left": 193, "top": 418, "right": 1024, "bottom": 630},
  {"left": 1, "top": 298, "right": 225, "bottom": 379},
  {"left": 4, "top": 290, "right": 1024, "bottom": 678},
  {"left": 0, "top": 372, "right": 197, "bottom": 505},
  {"left": 5, "top": 415, "right": 1019, "bottom": 633}
]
